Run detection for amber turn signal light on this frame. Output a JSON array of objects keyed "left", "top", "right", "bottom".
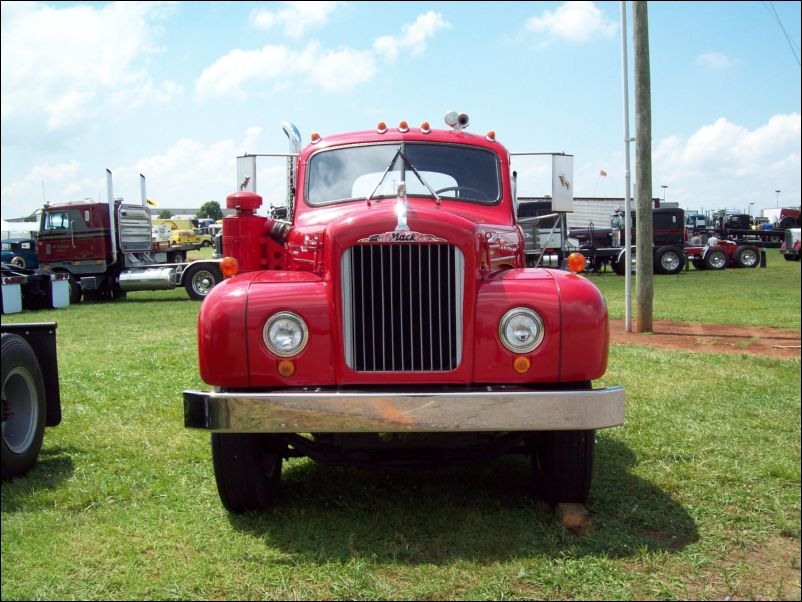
[
  {"left": 277, "top": 360, "right": 295, "bottom": 377},
  {"left": 567, "top": 252, "right": 587, "bottom": 273},
  {"left": 513, "top": 357, "right": 531, "bottom": 374},
  {"left": 220, "top": 256, "right": 239, "bottom": 278}
]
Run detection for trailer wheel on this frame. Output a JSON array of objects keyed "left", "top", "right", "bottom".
[
  {"left": 211, "top": 433, "right": 284, "bottom": 513},
  {"left": 655, "top": 247, "right": 685, "bottom": 275},
  {"left": 733, "top": 246, "right": 760, "bottom": 268},
  {"left": 704, "top": 249, "right": 727, "bottom": 270},
  {"left": 1, "top": 333, "right": 46, "bottom": 480},
  {"left": 530, "top": 429, "right": 595, "bottom": 504},
  {"left": 184, "top": 264, "right": 222, "bottom": 300}
]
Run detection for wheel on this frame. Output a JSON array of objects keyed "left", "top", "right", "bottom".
[
  {"left": 654, "top": 247, "right": 685, "bottom": 275},
  {"left": 530, "top": 429, "right": 596, "bottom": 504},
  {"left": 779, "top": 217, "right": 796, "bottom": 230},
  {"left": 704, "top": 249, "right": 727, "bottom": 270},
  {"left": 733, "top": 246, "right": 760, "bottom": 268},
  {"left": 183, "top": 264, "right": 223, "bottom": 300},
  {"left": 1, "top": 333, "right": 46, "bottom": 480},
  {"left": 612, "top": 254, "right": 635, "bottom": 276},
  {"left": 10, "top": 256, "right": 26, "bottom": 269},
  {"left": 201, "top": 240, "right": 211, "bottom": 248},
  {"left": 168, "top": 251, "right": 185, "bottom": 263},
  {"left": 434, "top": 185, "right": 491, "bottom": 202},
  {"left": 211, "top": 433, "right": 284, "bottom": 513},
  {"left": 692, "top": 258, "right": 706, "bottom": 270}
]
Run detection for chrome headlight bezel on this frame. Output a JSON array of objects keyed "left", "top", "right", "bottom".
[
  {"left": 498, "top": 307, "right": 545, "bottom": 354},
  {"left": 263, "top": 311, "right": 309, "bottom": 358}
]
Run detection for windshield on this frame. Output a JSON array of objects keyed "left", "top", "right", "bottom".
[{"left": 306, "top": 142, "right": 501, "bottom": 206}]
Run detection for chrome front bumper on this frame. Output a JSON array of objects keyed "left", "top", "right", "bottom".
[{"left": 184, "top": 386, "right": 625, "bottom": 433}]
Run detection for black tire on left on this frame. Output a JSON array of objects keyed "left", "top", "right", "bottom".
[
  {"left": 211, "top": 433, "right": 284, "bottom": 513},
  {"left": 1, "top": 333, "right": 46, "bottom": 480},
  {"left": 530, "top": 429, "right": 596, "bottom": 504}
]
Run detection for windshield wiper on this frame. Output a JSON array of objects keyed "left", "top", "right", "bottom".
[{"left": 365, "top": 145, "right": 441, "bottom": 205}]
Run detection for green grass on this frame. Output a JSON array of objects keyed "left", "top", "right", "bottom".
[
  {"left": 585, "top": 249, "right": 801, "bottom": 330},
  {"left": 1, "top": 254, "right": 800, "bottom": 600}
]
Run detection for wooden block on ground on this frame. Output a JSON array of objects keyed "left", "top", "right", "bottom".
[{"left": 555, "top": 502, "right": 589, "bottom": 532}]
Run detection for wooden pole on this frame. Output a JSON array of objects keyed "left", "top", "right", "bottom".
[{"left": 633, "top": 0, "right": 653, "bottom": 333}]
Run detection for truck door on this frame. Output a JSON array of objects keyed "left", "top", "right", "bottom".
[{"left": 38, "top": 210, "right": 74, "bottom": 262}]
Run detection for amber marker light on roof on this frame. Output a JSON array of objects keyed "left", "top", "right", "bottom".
[
  {"left": 310, "top": 132, "right": 322, "bottom": 143},
  {"left": 220, "top": 256, "right": 239, "bottom": 277},
  {"left": 277, "top": 360, "right": 295, "bottom": 377},
  {"left": 567, "top": 252, "right": 587, "bottom": 273},
  {"left": 513, "top": 356, "right": 531, "bottom": 374},
  {"left": 398, "top": 120, "right": 409, "bottom": 133},
  {"left": 420, "top": 121, "right": 431, "bottom": 133},
  {"left": 486, "top": 131, "right": 496, "bottom": 142},
  {"left": 376, "top": 121, "right": 387, "bottom": 134}
]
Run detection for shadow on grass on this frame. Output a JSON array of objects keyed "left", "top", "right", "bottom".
[
  {"left": 0, "top": 447, "right": 75, "bottom": 512},
  {"left": 229, "top": 438, "right": 698, "bottom": 563}
]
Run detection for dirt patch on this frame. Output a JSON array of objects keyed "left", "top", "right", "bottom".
[{"left": 609, "top": 320, "right": 801, "bottom": 359}]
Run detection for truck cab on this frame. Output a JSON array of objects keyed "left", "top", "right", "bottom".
[{"left": 184, "top": 116, "right": 625, "bottom": 513}]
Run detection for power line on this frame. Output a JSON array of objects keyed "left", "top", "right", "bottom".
[{"left": 762, "top": 1, "right": 801, "bottom": 66}]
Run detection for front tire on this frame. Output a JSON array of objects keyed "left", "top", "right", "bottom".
[
  {"left": 183, "top": 264, "right": 223, "bottom": 301},
  {"left": 1, "top": 333, "right": 46, "bottom": 480},
  {"left": 530, "top": 429, "right": 595, "bottom": 504},
  {"left": 211, "top": 433, "right": 284, "bottom": 513}
]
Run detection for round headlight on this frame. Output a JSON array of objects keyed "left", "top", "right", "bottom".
[
  {"left": 263, "top": 311, "right": 309, "bottom": 357},
  {"left": 498, "top": 308, "right": 545, "bottom": 353}
]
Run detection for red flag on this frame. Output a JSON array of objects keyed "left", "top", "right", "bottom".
[{"left": 599, "top": 169, "right": 607, "bottom": 177}]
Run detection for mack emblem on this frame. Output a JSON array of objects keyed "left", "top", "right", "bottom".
[{"left": 358, "top": 231, "right": 448, "bottom": 244}]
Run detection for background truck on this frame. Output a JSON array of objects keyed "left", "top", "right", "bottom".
[
  {"left": 518, "top": 203, "right": 763, "bottom": 275},
  {"left": 1, "top": 322, "right": 62, "bottom": 479},
  {"left": 184, "top": 114, "right": 625, "bottom": 513},
  {"left": 36, "top": 171, "right": 231, "bottom": 302}
]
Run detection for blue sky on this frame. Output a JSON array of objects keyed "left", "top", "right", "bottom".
[{"left": 1, "top": 1, "right": 800, "bottom": 220}]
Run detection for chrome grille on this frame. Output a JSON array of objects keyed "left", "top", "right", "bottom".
[{"left": 342, "top": 244, "right": 464, "bottom": 372}]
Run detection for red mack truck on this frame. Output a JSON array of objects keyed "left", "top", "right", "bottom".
[
  {"left": 184, "top": 114, "right": 625, "bottom": 513},
  {"left": 36, "top": 171, "right": 231, "bottom": 303}
]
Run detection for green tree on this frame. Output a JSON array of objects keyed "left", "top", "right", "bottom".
[
  {"left": 158, "top": 209, "right": 174, "bottom": 219},
  {"left": 197, "top": 200, "right": 223, "bottom": 221}
]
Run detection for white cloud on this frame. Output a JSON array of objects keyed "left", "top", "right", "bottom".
[
  {"left": 696, "top": 52, "right": 738, "bottom": 69},
  {"left": 653, "top": 114, "right": 801, "bottom": 208},
  {"left": 0, "top": 128, "right": 283, "bottom": 219},
  {"left": 373, "top": 11, "right": 451, "bottom": 61},
  {"left": 249, "top": 1, "right": 340, "bottom": 38},
  {"left": 198, "top": 11, "right": 449, "bottom": 98},
  {"left": 196, "top": 42, "right": 375, "bottom": 97},
  {"left": 0, "top": 2, "right": 180, "bottom": 134},
  {"left": 525, "top": 1, "right": 616, "bottom": 44}
]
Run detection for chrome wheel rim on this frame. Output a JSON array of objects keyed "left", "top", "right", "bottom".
[{"left": 1, "top": 367, "right": 39, "bottom": 454}]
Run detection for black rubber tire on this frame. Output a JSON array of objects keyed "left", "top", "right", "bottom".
[
  {"left": 57, "top": 271, "right": 82, "bottom": 304},
  {"left": 704, "top": 249, "right": 727, "bottom": 270},
  {"left": 183, "top": 264, "right": 223, "bottom": 301},
  {"left": 654, "top": 247, "right": 685, "bottom": 275},
  {"left": 1, "top": 333, "right": 47, "bottom": 480},
  {"left": 169, "top": 251, "right": 185, "bottom": 264},
  {"left": 733, "top": 246, "right": 760, "bottom": 269},
  {"left": 531, "top": 429, "right": 596, "bottom": 504},
  {"left": 211, "top": 433, "right": 284, "bottom": 513},
  {"left": 692, "top": 258, "right": 706, "bottom": 270},
  {"left": 779, "top": 217, "right": 796, "bottom": 230}
]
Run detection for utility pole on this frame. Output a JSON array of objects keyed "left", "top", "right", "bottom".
[{"left": 633, "top": 0, "right": 653, "bottom": 333}]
